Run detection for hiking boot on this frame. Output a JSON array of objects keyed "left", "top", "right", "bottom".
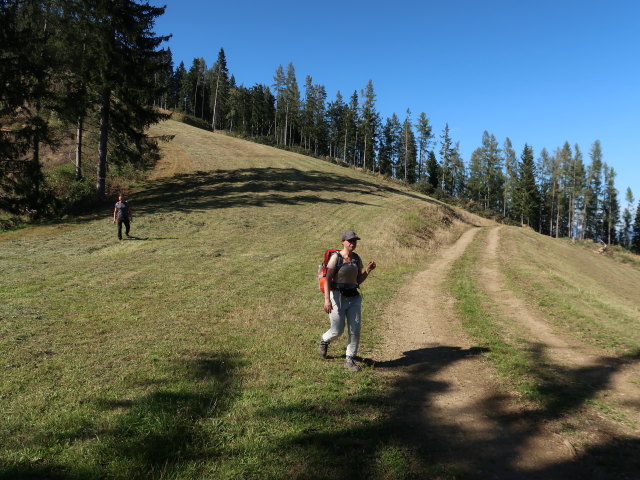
[
  {"left": 318, "top": 340, "right": 329, "bottom": 358},
  {"left": 344, "top": 356, "right": 361, "bottom": 372}
]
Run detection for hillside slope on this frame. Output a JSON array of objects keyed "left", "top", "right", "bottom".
[{"left": 1, "top": 119, "right": 638, "bottom": 479}]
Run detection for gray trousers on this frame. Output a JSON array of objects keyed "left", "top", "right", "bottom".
[{"left": 321, "top": 290, "right": 362, "bottom": 357}]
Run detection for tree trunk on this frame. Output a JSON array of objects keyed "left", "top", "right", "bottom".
[
  {"left": 75, "top": 116, "right": 83, "bottom": 180},
  {"left": 96, "top": 89, "right": 110, "bottom": 200},
  {"left": 211, "top": 73, "right": 219, "bottom": 131}
]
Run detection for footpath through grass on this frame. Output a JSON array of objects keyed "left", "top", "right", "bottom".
[
  {"left": 447, "top": 227, "right": 640, "bottom": 466},
  {"left": 0, "top": 120, "right": 475, "bottom": 479}
]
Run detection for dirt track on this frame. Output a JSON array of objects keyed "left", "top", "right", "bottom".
[{"left": 377, "top": 226, "right": 639, "bottom": 478}]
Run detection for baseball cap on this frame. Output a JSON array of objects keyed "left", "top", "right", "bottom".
[{"left": 341, "top": 231, "right": 360, "bottom": 241}]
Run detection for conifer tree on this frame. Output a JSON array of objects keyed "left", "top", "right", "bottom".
[
  {"left": 503, "top": 138, "right": 517, "bottom": 217},
  {"left": 631, "top": 202, "right": 640, "bottom": 253},
  {"left": 326, "top": 92, "right": 345, "bottom": 158},
  {"left": 272, "top": 65, "right": 286, "bottom": 144},
  {"left": 89, "top": 0, "right": 170, "bottom": 199},
  {"left": 439, "top": 124, "right": 455, "bottom": 195},
  {"left": 426, "top": 151, "right": 439, "bottom": 192},
  {"left": 359, "top": 80, "right": 379, "bottom": 171},
  {"left": 515, "top": 144, "right": 539, "bottom": 228},
  {"left": 467, "top": 148, "right": 484, "bottom": 204},
  {"left": 602, "top": 164, "right": 620, "bottom": 245},
  {"left": 210, "top": 48, "right": 229, "bottom": 131},
  {"left": 584, "top": 140, "right": 603, "bottom": 240},
  {"left": 0, "top": 0, "right": 57, "bottom": 213},
  {"left": 415, "top": 112, "right": 432, "bottom": 180},
  {"left": 378, "top": 117, "right": 396, "bottom": 177},
  {"left": 399, "top": 109, "right": 417, "bottom": 182},
  {"left": 622, "top": 187, "right": 634, "bottom": 248}
]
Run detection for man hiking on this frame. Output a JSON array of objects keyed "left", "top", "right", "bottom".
[{"left": 113, "top": 194, "right": 132, "bottom": 240}]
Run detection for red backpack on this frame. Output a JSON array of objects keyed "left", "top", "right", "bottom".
[{"left": 317, "top": 249, "right": 341, "bottom": 293}]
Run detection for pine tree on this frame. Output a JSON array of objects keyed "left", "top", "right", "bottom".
[
  {"left": 0, "top": 0, "right": 57, "bottom": 214},
  {"left": 631, "top": 202, "right": 640, "bottom": 253},
  {"left": 326, "top": 91, "right": 344, "bottom": 158},
  {"left": 503, "top": 138, "right": 517, "bottom": 217},
  {"left": 272, "top": 65, "right": 286, "bottom": 145},
  {"left": 415, "top": 112, "right": 432, "bottom": 180},
  {"left": 359, "top": 80, "right": 379, "bottom": 171},
  {"left": 439, "top": 124, "right": 455, "bottom": 195},
  {"left": 399, "top": 109, "right": 417, "bottom": 182},
  {"left": 602, "top": 164, "right": 620, "bottom": 245},
  {"left": 515, "top": 144, "right": 539, "bottom": 228},
  {"left": 88, "top": 0, "right": 171, "bottom": 199},
  {"left": 467, "top": 148, "right": 484, "bottom": 204},
  {"left": 622, "top": 187, "right": 635, "bottom": 248},
  {"left": 283, "top": 63, "right": 300, "bottom": 147},
  {"left": 480, "top": 131, "right": 503, "bottom": 212},
  {"left": 584, "top": 140, "right": 603, "bottom": 240},
  {"left": 210, "top": 48, "right": 229, "bottom": 131},
  {"left": 426, "top": 151, "right": 439, "bottom": 192},
  {"left": 569, "top": 144, "right": 586, "bottom": 239},
  {"left": 378, "top": 117, "right": 396, "bottom": 177}
]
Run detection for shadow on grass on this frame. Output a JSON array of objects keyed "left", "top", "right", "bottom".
[
  {"left": 0, "top": 352, "right": 244, "bottom": 480},
  {"left": 259, "top": 345, "right": 640, "bottom": 479},
  {"left": 132, "top": 167, "right": 434, "bottom": 214}
]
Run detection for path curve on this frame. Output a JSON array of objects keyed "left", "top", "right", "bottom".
[
  {"left": 376, "top": 227, "right": 577, "bottom": 477},
  {"left": 480, "top": 226, "right": 640, "bottom": 432}
]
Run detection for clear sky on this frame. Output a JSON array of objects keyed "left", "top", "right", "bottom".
[{"left": 151, "top": 0, "right": 640, "bottom": 210}]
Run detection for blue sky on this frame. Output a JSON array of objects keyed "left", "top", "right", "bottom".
[{"left": 151, "top": 0, "right": 639, "bottom": 210}]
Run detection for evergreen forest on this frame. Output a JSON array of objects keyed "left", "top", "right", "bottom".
[{"left": 1, "top": 0, "right": 639, "bottom": 251}]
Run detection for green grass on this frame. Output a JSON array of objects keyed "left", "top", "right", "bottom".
[
  {"left": 0, "top": 120, "right": 472, "bottom": 479},
  {"left": 447, "top": 226, "right": 640, "bottom": 438},
  {"left": 498, "top": 228, "right": 640, "bottom": 354}
]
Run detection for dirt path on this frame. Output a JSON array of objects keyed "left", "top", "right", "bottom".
[
  {"left": 376, "top": 227, "right": 583, "bottom": 478},
  {"left": 480, "top": 227, "right": 640, "bottom": 432}
]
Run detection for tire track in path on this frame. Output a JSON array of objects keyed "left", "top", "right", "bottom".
[
  {"left": 376, "top": 227, "right": 581, "bottom": 478},
  {"left": 478, "top": 227, "right": 640, "bottom": 463}
]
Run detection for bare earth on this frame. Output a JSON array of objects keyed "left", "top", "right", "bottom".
[{"left": 376, "top": 226, "right": 639, "bottom": 479}]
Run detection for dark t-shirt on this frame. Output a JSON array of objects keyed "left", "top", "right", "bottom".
[{"left": 115, "top": 201, "right": 129, "bottom": 220}]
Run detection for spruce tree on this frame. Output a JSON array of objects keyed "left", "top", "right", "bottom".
[
  {"left": 426, "top": 151, "right": 439, "bottom": 192},
  {"left": 515, "top": 144, "right": 539, "bottom": 228},
  {"left": 88, "top": 0, "right": 170, "bottom": 199},
  {"left": 503, "top": 138, "right": 517, "bottom": 217},
  {"left": 359, "top": 80, "right": 379, "bottom": 171},
  {"left": 415, "top": 113, "right": 432, "bottom": 180},
  {"left": 210, "top": 48, "right": 229, "bottom": 131},
  {"left": 439, "top": 124, "right": 454, "bottom": 195},
  {"left": 632, "top": 202, "right": 640, "bottom": 253}
]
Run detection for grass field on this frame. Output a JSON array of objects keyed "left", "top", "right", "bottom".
[{"left": 0, "top": 121, "right": 480, "bottom": 479}]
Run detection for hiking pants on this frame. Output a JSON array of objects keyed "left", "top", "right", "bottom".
[
  {"left": 117, "top": 218, "right": 130, "bottom": 239},
  {"left": 322, "top": 290, "right": 362, "bottom": 358}
]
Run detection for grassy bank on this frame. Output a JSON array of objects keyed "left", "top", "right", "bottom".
[{"left": 0, "top": 120, "right": 476, "bottom": 479}]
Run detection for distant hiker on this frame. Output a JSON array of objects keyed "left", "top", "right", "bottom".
[
  {"left": 113, "top": 194, "right": 132, "bottom": 240},
  {"left": 318, "top": 231, "right": 377, "bottom": 372}
]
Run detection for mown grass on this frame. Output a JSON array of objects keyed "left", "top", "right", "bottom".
[
  {"left": 447, "top": 226, "right": 640, "bottom": 435},
  {"left": 0, "top": 120, "right": 473, "bottom": 479},
  {"left": 498, "top": 227, "right": 640, "bottom": 354}
]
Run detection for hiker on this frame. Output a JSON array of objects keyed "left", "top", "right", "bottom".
[
  {"left": 318, "top": 231, "right": 377, "bottom": 372},
  {"left": 113, "top": 194, "right": 132, "bottom": 240}
]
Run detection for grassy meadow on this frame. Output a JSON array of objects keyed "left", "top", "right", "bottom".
[{"left": 0, "top": 120, "right": 477, "bottom": 479}]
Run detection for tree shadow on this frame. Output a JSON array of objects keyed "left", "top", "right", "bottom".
[
  {"left": 0, "top": 351, "right": 244, "bottom": 480},
  {"left": 258, "top": 345, "right": 640, "bottom": 479},
  {"left": 131, "top": 167, "right": 438, "bottom": 215}
]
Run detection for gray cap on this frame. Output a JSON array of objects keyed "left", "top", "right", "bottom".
[{"left": 341, "top": 231, "right": 360, "bottom": 241}]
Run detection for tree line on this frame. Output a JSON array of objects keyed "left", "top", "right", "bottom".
[
  {"left": 164, "top": 49, "right": 640, "bottom": 251},
  {"left": 2, "top": 1, "right": 639, "bottom": 252}
]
